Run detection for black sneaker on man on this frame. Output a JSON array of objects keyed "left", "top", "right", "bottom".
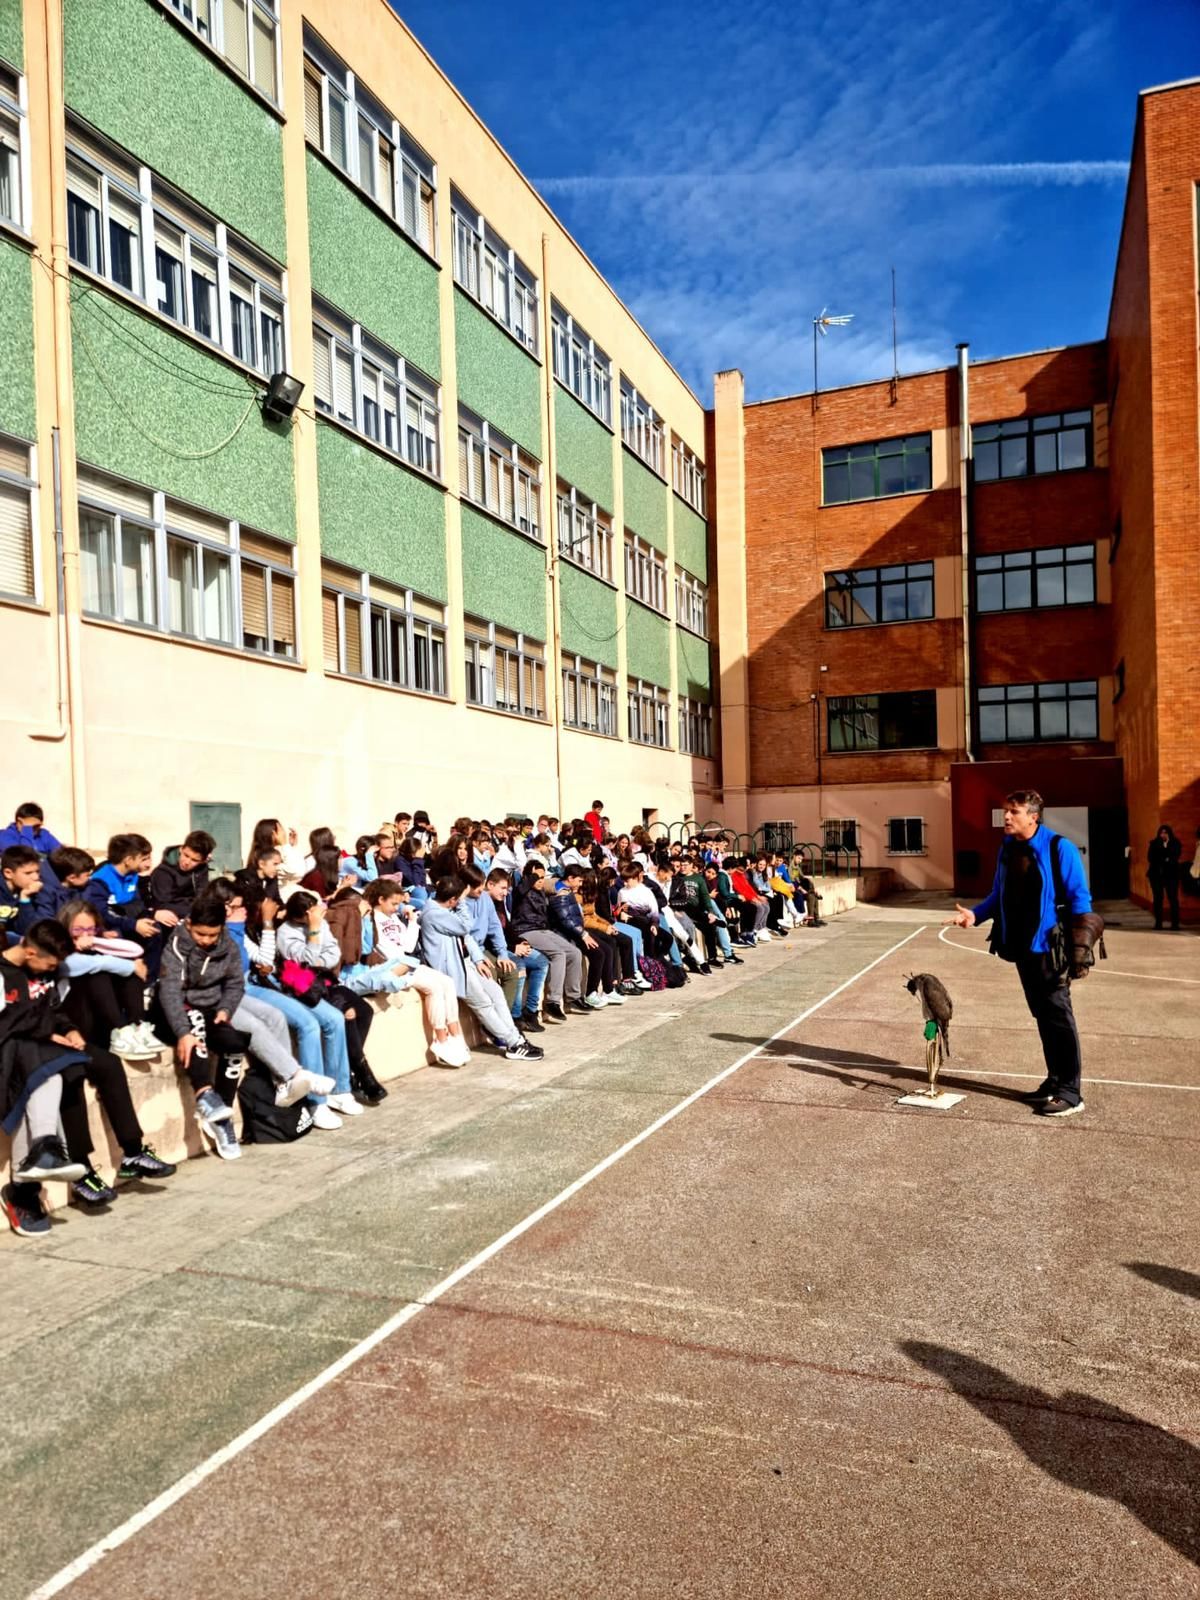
[
  {"left": 543, "top": 1002, "right": 567, "bottom": 1023},
  {"left": 568, "top": 998, "right": 591, "bottom": 1015},
  {"left": 13, "top": 1137, "right": 87, "bottom": 1185},
  {"left": 505, "top": 1040, "right": 545, "bottom": 1061},
  {"left": 520, "top": 1012, "right": 546, "bottom": 1032},
  {"left": 1036, "top": 1097, "right": 1085, "bottom": 1118},
  {"left": 118, "top": 1145, "right": 178, "bottom": 1180},
  {"left": 2, "top": 1184, "right": 50, "bottom": 1237},
  {"left": 1016, "top": 1081, "right": 1057, "bottom": 1105},
  {"left": 71, "top": 1169, "right": 118, "bottom": 1207}
]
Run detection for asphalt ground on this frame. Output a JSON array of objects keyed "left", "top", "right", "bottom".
[{"left": 6, "top": 908, "right": 1199, "bottom": 1600}]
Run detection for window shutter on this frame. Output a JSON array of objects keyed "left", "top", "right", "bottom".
[
  {"left": 0, "top": 480, "right": 34, "bottom": 598},
  {"left": 0, "top": 434, "right": 29, "bottom": 476},
  {"left": 241, "top": 560, "right": 267, "bottom": 639},
  {"left": 304, "top": 65, "right": 323, "bottom": 144},
  {"left": 312, "top": 332, "right": 332, "bottom": 409},
  {"left": 224, "top": 0, "right": 250, "bottom": 75},
  {"left": 457, "top": 430, "right": 469, "bottom": 496},
  {"left": 166, "top": 499, "right": 230, "bottom": 543},
  {"left": 251, "top": 7, "right": 277, "bottom": 99},
  {"left": 273, "top": 573, "right": 296, "bottom": 648},
  {"left": 333, "top": 345, "right": 354, "bottom": 421},
  {"left": 321, "top": 590, "right": 339, "bottom": 669},
  {"left": 238, "top": 528, "right": 291, "bottom": 565},
  {"left": 344, "top": 599, "right": 363, "bottom": 675},
  {"left": 77, "top": 465, "right": 152, "bottom": 517}
]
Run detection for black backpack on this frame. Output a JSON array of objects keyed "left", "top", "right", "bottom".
[{"left": 236, "top": 1062, "right": 314, "bottom": 1143}]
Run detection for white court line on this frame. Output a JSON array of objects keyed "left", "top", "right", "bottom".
[
  {"left": 937, "top": 925, "right": 1200, "bottom": 982},
  {"left": 26, "top": 926, "right": 927, "bottom": 1600},
  {"left": 777, "top": 1056, "right": 1200, "bottom": 1092}
]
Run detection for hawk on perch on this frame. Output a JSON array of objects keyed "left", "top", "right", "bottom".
[{"left": 905, "top": 973, "right": 952, "bottom": 1096}]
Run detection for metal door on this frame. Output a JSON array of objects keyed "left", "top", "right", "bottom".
[{"left": 1044, "top": 806, "right": 1090, "bottom": 886}]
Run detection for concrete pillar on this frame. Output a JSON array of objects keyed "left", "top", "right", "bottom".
[{"left": 712, "top": 368, "right": 749, "bottom": 832}]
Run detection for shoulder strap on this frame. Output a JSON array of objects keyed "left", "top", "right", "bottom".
[{"left": 1048, "top": 833, "right": 1065, "bottom": 911}]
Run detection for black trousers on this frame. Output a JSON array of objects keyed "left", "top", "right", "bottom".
[
  {"left": 60, "top": 1047, "right": 144, "bottom": 1162},
  {"left": 157, "top": 1004, "right": 251, "bottom": 1106},
  {"left": 1150, "top": 877, "right": 1180, "bottom": 929},
  {"left": 62, "top": 971, "right": 144, "bottom": 1039},
  {"left": 582, "top": 934, "right": 615, "bottom": 993},
  {"left": 1016, "top": 955, "right": 1083, "bottom": 1105}
]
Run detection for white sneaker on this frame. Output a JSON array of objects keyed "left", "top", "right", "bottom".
[
  {"left": 133, "top": 1021, "right": 170, "bottom": 1054},
  {"left": 275, "top": 1069, "right": 335, "bottom": 1108},
  {"left": 603, "top": 988, "right": 626, "bottom": 1005},
  {"left": 633, "top": 975, "right": 653, "bottom": 990},
  {"left": 757, "top": 930, "right": 773, "bottom": 942},
  {"left": 310, "top": 1103, "right": 342, "bottom": 1130},
  {"left": 447, "top": 1033, "right": 471, "bottom": 1065},
  {"left": 109, "top": 1025, "right": 143, "bottom": 1057},
  {"left": 431, "top": 1038, "right": 461, "bottom": 1068},
  {"left": 584, "top": 991, "right": 608, "bottom": 1009},
  {"left": 327, "top": 1092, "right": 364, "bottom": 1117}
]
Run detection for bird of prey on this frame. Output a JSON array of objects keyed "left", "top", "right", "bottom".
[{"left": 904, "top": 973, "right": 953, "bottom": 1096}]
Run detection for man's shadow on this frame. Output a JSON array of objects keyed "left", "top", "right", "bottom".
[
  {"left": 902, "top": 1341, "right": 1200, "bottom": 1568},
  {"left": 1126, "top": 1263, "right": 1200, "bottom": 1302},
  {"left": 708, "top": 1035, "right": 1027, "bottom": 1103}
]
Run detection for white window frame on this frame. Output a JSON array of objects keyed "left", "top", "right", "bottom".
[
  {"left": 886, "top": 816, "right": 927, "bottom": 856},
  {"left": 562, "top": 654, "right": 618, "bottom": 738},
  {"left": 674, "top": 567, "right": 708, "bottom": 637},
  {"left": 162, "top": 0, "right": 282, "bottom": 105},
  {"left": 77, "top": 469, "right": 297, "bottom": 657},
  {"left": 464, "top": 616, "right": 546, "bottom": 719},
  {"left": 312, "top": 299, "right": 441, "bottom": 479},
  {"left": 551, "top": 302, "right": 611, "bottom": 425},
  {"left": 624, "top": 531, "right": 667, "bottom": 614},
  {"left": 0, "top": 434, "right": 40, "bottom": 605},
  {"left": 66, "top": 125, "right": 290, "bottom": 380},
  {"left": 556, "top": 482, "right": 613, "bottom": 582},
  {"left": 619, "top": 378, "right": 664, "bottom": 476},
  {"left": 627, "top": 678, "right": 670, "bottom": 748},
  {"left": 450, "top": 189, "right": 539, "bottom": 354},
  {"left": 678, "top": 696, "right": 712, "bottom": 757},
  {"left": 0, "top": 64, "right": 31, "bottom": 235},
  {"left": 672, "top": 435, "right": 707, "bottom": 517},
  {"left": 322, "top": 566, "right": 447, "bottom": 696},
  {"left": 457, "top": 408, "right": 540, "bottom": 539},
  {"left": 303, "top": 25, "right": 437, "bottom": 256}
]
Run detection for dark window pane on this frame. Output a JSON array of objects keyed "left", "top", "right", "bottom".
[
  {"left": 977, "top": 554, "right": 1002, "bottom": 572},
  {"left": 1004, "top": 568, "right": 1032, "bottom": 608},
  {"left": 1000, "top": 418, "right": 1028, "bottom": 436},
  {"left": 1009, "top": 683, "right": 1036, "bottom": 699},
  {"left": 823, "top": 462, "right": 850, "bottom": 504},
  {"left": 904, "top": 450, "right": 931, "bottom": 492},
  {"left": 973, "top": 423, "right": 1000, "bottom": 442},
  {"left": 67, "top": 193, "right": 101, "bottom": 268},
  {"left": 1008, "top": 702, "right": 1035, "bottom": 740},
  {"left": 852, "top": 585, "right": 877, "bottom": 623},
  {"left": 1068, "top": 697, "right": 1098, "bottom": 739},
  {"left": 1063, "top": 410, "right": 1091, "bottom": 426},
  {"left": 1036, "top": 565, "right": 1065, "bottom": 607},
  {"left": 1031, "top": 414, "right": 1059, "bottom": 432},
  {"left": 191, "top": 272, "right": 214, "bottom": 339},
  {"left": 1039, "top": 700, "right": 1068, "bottom": 739},
  {"left": 910, "top": 561, "right": 933, "bottom": 578},
  {"left": 907, "top": 579, "right": 933, "bottom": 617},
  {"left": 1001, "top": 436, "right": 1027, "bottom": 477},
  {"left": 974, "top": 441, "right": 999, "bottom": 480},
  {"left": 848, "top": 457, "right": 876, "bottom": 500},
  {"left": 1058, "top": 428, "right": 1088, "bottom": 470},
  {"left": 880, "top": 582, "right": 908, "bottom": 621},
  {"left": 979, "top": 704, "right": 1006, "bottom": 743},
  {"left": 878, "top": 454, "right": 906, "bottom": 496},
  {"left": 977, "top": 572, "right": 1003, "bottom": 611},
  {"left": 108, "top": 220, "right": 137, "bottom": 290},
  {"left": 1033, "top": 432, "right": 1058, "bottom": 474},
  {"left": 1065, "top": 562, "right": 1094, "bottom": 604},
  {"left": 156, "top": 248, "right": 182, "bottom": 321}
]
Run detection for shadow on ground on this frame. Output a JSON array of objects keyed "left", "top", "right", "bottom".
[
  {"left": 708, "top": 1034, "right": 1031, "bottom": 1104},
  {"left": 901, "top": 1341, "right": 1200, "bottom": 1569},
  {"left": 1125, "top": 1263, "right": 1200, "bottom": 1302}
]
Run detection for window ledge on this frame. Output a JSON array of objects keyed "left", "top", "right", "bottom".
[
  {"left": 676, "top": 621, "right": 709, "bottom": 643},
  {"left": 0, "top": 592, "right": 49, "bottom": 616},
  {"left": 460, "top": 494, "right": 545, "bottom": 551},
  {"left": 0, "top": 218, "right": 33, "bottom": 252},
  {"left": 453, "top": 282, "right": 541, "bottom": 365},
  {"left": 625, "top": 592, "right": 669, "bottom": 623},
  {"left": 305, "top": 141, "right": 441, "bottom": 272},
  {"left": 465, "top": 700, "right": 551, "bottom": 727},
  {"left": 824, "top": 745, "right": 942, "bottom": 757},
  {"left": 315, "top": 412, "right": 446, "bottom": 493},
  {"left": 672, "top": 485, "right": 707, "bottom": 520},
  {"left": 150, "top": 1, "right": 286, "bottom": 121},
  {"left": 886, "top": 850, "right": 928, "bottom": 857},
  {"left": 325, "top": 669, "right": 449, "bottom": 704},
  {"left": 553, "top": 376, "right": 614, "bottom": 435},
  {"left": 82, "top": 612, "right": 306, "bottom": 669},
  {"left": 974, "top": 463, "right": 1099, "bottom": 487},
  {"left": 562, "top": 724, "right": 620, "bottom": 742},
  {"left": 629, "top": 737, "right": 672, "bottom": 751},
  {"left": 556, "top": 550, "right": 619, "bottom": 592},
  {"left": 975, "top": 599, "right": 1103, "bottom": 617},
  {"left": 825, "top": 613, "right": 937, "bottom": 632},
  {"left": 821, "top": 486, "right": 939, "bottom": 510},
  {"left": 621, "top": 438, "right": 668, "bottom": 484}
]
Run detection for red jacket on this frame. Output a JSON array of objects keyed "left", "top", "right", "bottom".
[
  {"left": 584, "top": 810, "right": 603, "bottom": 844},
  {"left": 730, "top": 869, "right": 761, "bottom": 902}
]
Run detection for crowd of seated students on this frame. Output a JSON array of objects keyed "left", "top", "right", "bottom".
[{"left": 0, "top": 796, "right": 824, "bottom": 1240}]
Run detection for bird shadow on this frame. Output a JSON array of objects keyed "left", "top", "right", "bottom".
[
  {"left": 1125, "top": 1263, "right": 1200, "bottom": 1302},
  {"left": 902, "top": 1340, "right": 1200, "bottom": 1569},
  {"left": 707, "top": 1034, "right": 1028, "bottom": 1103}
]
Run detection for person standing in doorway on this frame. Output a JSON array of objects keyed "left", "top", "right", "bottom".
[
  {"left": 948, "top": 790, "right": 1096, "bottom": 1119},
  {"left": 1146, "top": 825, "right": 1182, "bottom": 931}
]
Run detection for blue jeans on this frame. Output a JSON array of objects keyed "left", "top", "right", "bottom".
[
  {"left": 710, "top": 915, "right": 734, "bottom": 959},
  {"left": 508, "top": 948, "right": 549, "bottom": 1018},
  {"left": 247, "top": 986, "right": 351, "bottom": 1100},
  {"left": 615, "top": 922, "right": 644, "bottom": 968},
  {"left": 341, "top": 956, "right": 411, "bottom": 996}
]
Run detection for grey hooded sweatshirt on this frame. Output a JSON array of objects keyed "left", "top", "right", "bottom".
[{"left": 158, "top": 925, "right": 245, "bottom": 1036}]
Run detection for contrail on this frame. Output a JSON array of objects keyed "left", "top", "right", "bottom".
[{"left": 535, "top": 160, "right": 1127, "bottom": 194}]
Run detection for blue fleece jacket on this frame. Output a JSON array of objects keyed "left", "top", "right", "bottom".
[
  {"left": 972, "top": 826, "right": 1091, "bottom": 955},
  {"left": 0, "top": 821, "right": 62, "bottom": 855},
  {"left": 84, "top": 862, "right": 145, "bottom": 938}
]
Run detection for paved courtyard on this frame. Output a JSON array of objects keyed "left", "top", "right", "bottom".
[{"left": 5, "top": 903, "right": 1198, "bottom": 1599}]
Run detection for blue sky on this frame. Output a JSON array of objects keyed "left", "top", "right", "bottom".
[{"left": 394, "top": 1, "right": 1198, "bottom": 404}]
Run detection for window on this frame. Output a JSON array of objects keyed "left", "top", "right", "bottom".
[
  {"left": 76, "top": 465, "right": 296, "bottom": 655},
  {"left": 312, "top": 300, "right": 441, "bottom": 476},
  {"left": 66, "top": 125, "right": 287, "bottom": 380},
  {"left": 620, "top": 379, "right": 663, "bottom": 475},
  {"left": 451, "top": 190, "right": 539, "bottom": 353},
  {"left": 464, "top": 616, "right": 546, "bottom": 718},
  {"left": 163, "top": 0, "right": 280, "bottom": 103},
  {"left": 562, "top": 655, "right": 618, "bottom": 737},
  {"left": 822, "top": 818, "right": 858, "bottom": 851},
  {"left": 0, "top": 65, "right": 27, "bottom": 231},
  {"left": 303, "top": 27, "right": 436, "bottom": 254},
  {"left": 975, "top": 545, "right": 1095, "bottom": 612},
  {"left": 825, "top": 561, "right": 933, "bottom": 628},
  {"left": 977, "top": 681, "right": 1099, "bottom": 744},
  {"left": 551, "top": 302, "right": 611, "bottom": 424},
  {"left": 671, "top": 436, "right": 706, "bottom": 516},
  {"left": 624, "top": 533, "right": 667, "bottom": 613},
  {"left": 628, "top": 679, "right": 670, "bottom": 748},
  {"left": 887, "top": 817, "right": 926, "bottom": 855},
  {"left": 675, "top": 568, "right": 708, "bottom": 637},
  {"left": 827, "top": 690, "right": 938, "bottom": 752},
  {"left": 973, "top": 411, "right": 1092, "bottom": 482},
  {"left": 822, "top": 434, "right": 932, "bottom": 505},
  {"left": 0, "top": 433, "right": 36, "bottom": 601},
  {"left": 457, "top": 408, "right": 540, "bottom": 538},
  {"left": 678, "top": 696, "right": 713, "bottom": 757},
  {"left": 556, "top": 483, "right": 613, "bottom": 582},
  {"left": 321, "top": 561, "right": 447, "bottom": 694}
]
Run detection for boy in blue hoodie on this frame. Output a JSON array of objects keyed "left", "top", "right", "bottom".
[
  {"left": 0, "top": 846, "right": 44, "bottom": 945},
  {"left": 0, "top": 802, "right": 62, "bottom": 857}
]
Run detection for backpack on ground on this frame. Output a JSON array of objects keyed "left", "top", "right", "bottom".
[
  {"left": 236, "top": 1062, "right": 314, "bottom": 1143},
  {"left": 638, "top": 955, "right": 669, "bottom": 992},
  {"left": 664, "top": 963, "right": 688, "bottom": 989}
]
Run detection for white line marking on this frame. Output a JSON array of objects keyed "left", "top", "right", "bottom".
[
  {"left": 776, "top": 1056, "right": 1200, "bottom": 1091},
  {"left": 937, "top": 925, "right": 1200, "bottom": 981},
  {"left": 25, "top": 926, "right": 926, "bottom": 1600}
]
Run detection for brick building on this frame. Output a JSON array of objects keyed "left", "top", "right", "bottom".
[{"left": 714, "top": 77, "right": 1200, "bottom": 909}]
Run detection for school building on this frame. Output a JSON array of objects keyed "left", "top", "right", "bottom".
[{"left": 0, "top": 1, "right": 1196, "bottom": 906}]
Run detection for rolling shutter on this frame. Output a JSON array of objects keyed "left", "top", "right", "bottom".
[{"left": 0, "top": 480, "right": 34, "bottom": 598}]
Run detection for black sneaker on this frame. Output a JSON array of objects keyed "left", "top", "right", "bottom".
[
  {"left": 2, "top": 1183, "right": 50, "bottom": 1237},
  {"left": 726, "top": 952, "right": 745, "bottom": 965},
  {"left": 543, "top": 1003, "right": 567, "bottom": 1023},
  {"left": 505, "top": 1039, "right": 545, "bottom": 1061},
  {"left": 72, "top": 1169, "right": 118, "bottom": 1207},
  {"left": 1016, "top": 1081, "right": 1057, "bottom": 1105},
  {"left": 520, "top": 1012, "right": 546, "bottom": 1032},
  {"left": 568, "top": 998, "right": 591, "bottom": 1015},
  {"left": 1036, "top": 1097, "right": 1085, "bottom": 1118},
  {"left": 13, "top": 1136, "right": 88, "bottom": 1185},
  {"left": 118, "top": 1145, "right": 178, "bottom": 1180}
]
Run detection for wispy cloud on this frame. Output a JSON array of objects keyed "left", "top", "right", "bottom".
[{"left": 536, "top": 161, "right": 1127, "bottom": 196}]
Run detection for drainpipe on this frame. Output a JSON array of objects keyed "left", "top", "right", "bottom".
[
  {"left": 540, "top": 233, "right": 565, "bottom": 821},
  {"left": 956, "top": 343, "right": 975, "bottom": 762}
]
